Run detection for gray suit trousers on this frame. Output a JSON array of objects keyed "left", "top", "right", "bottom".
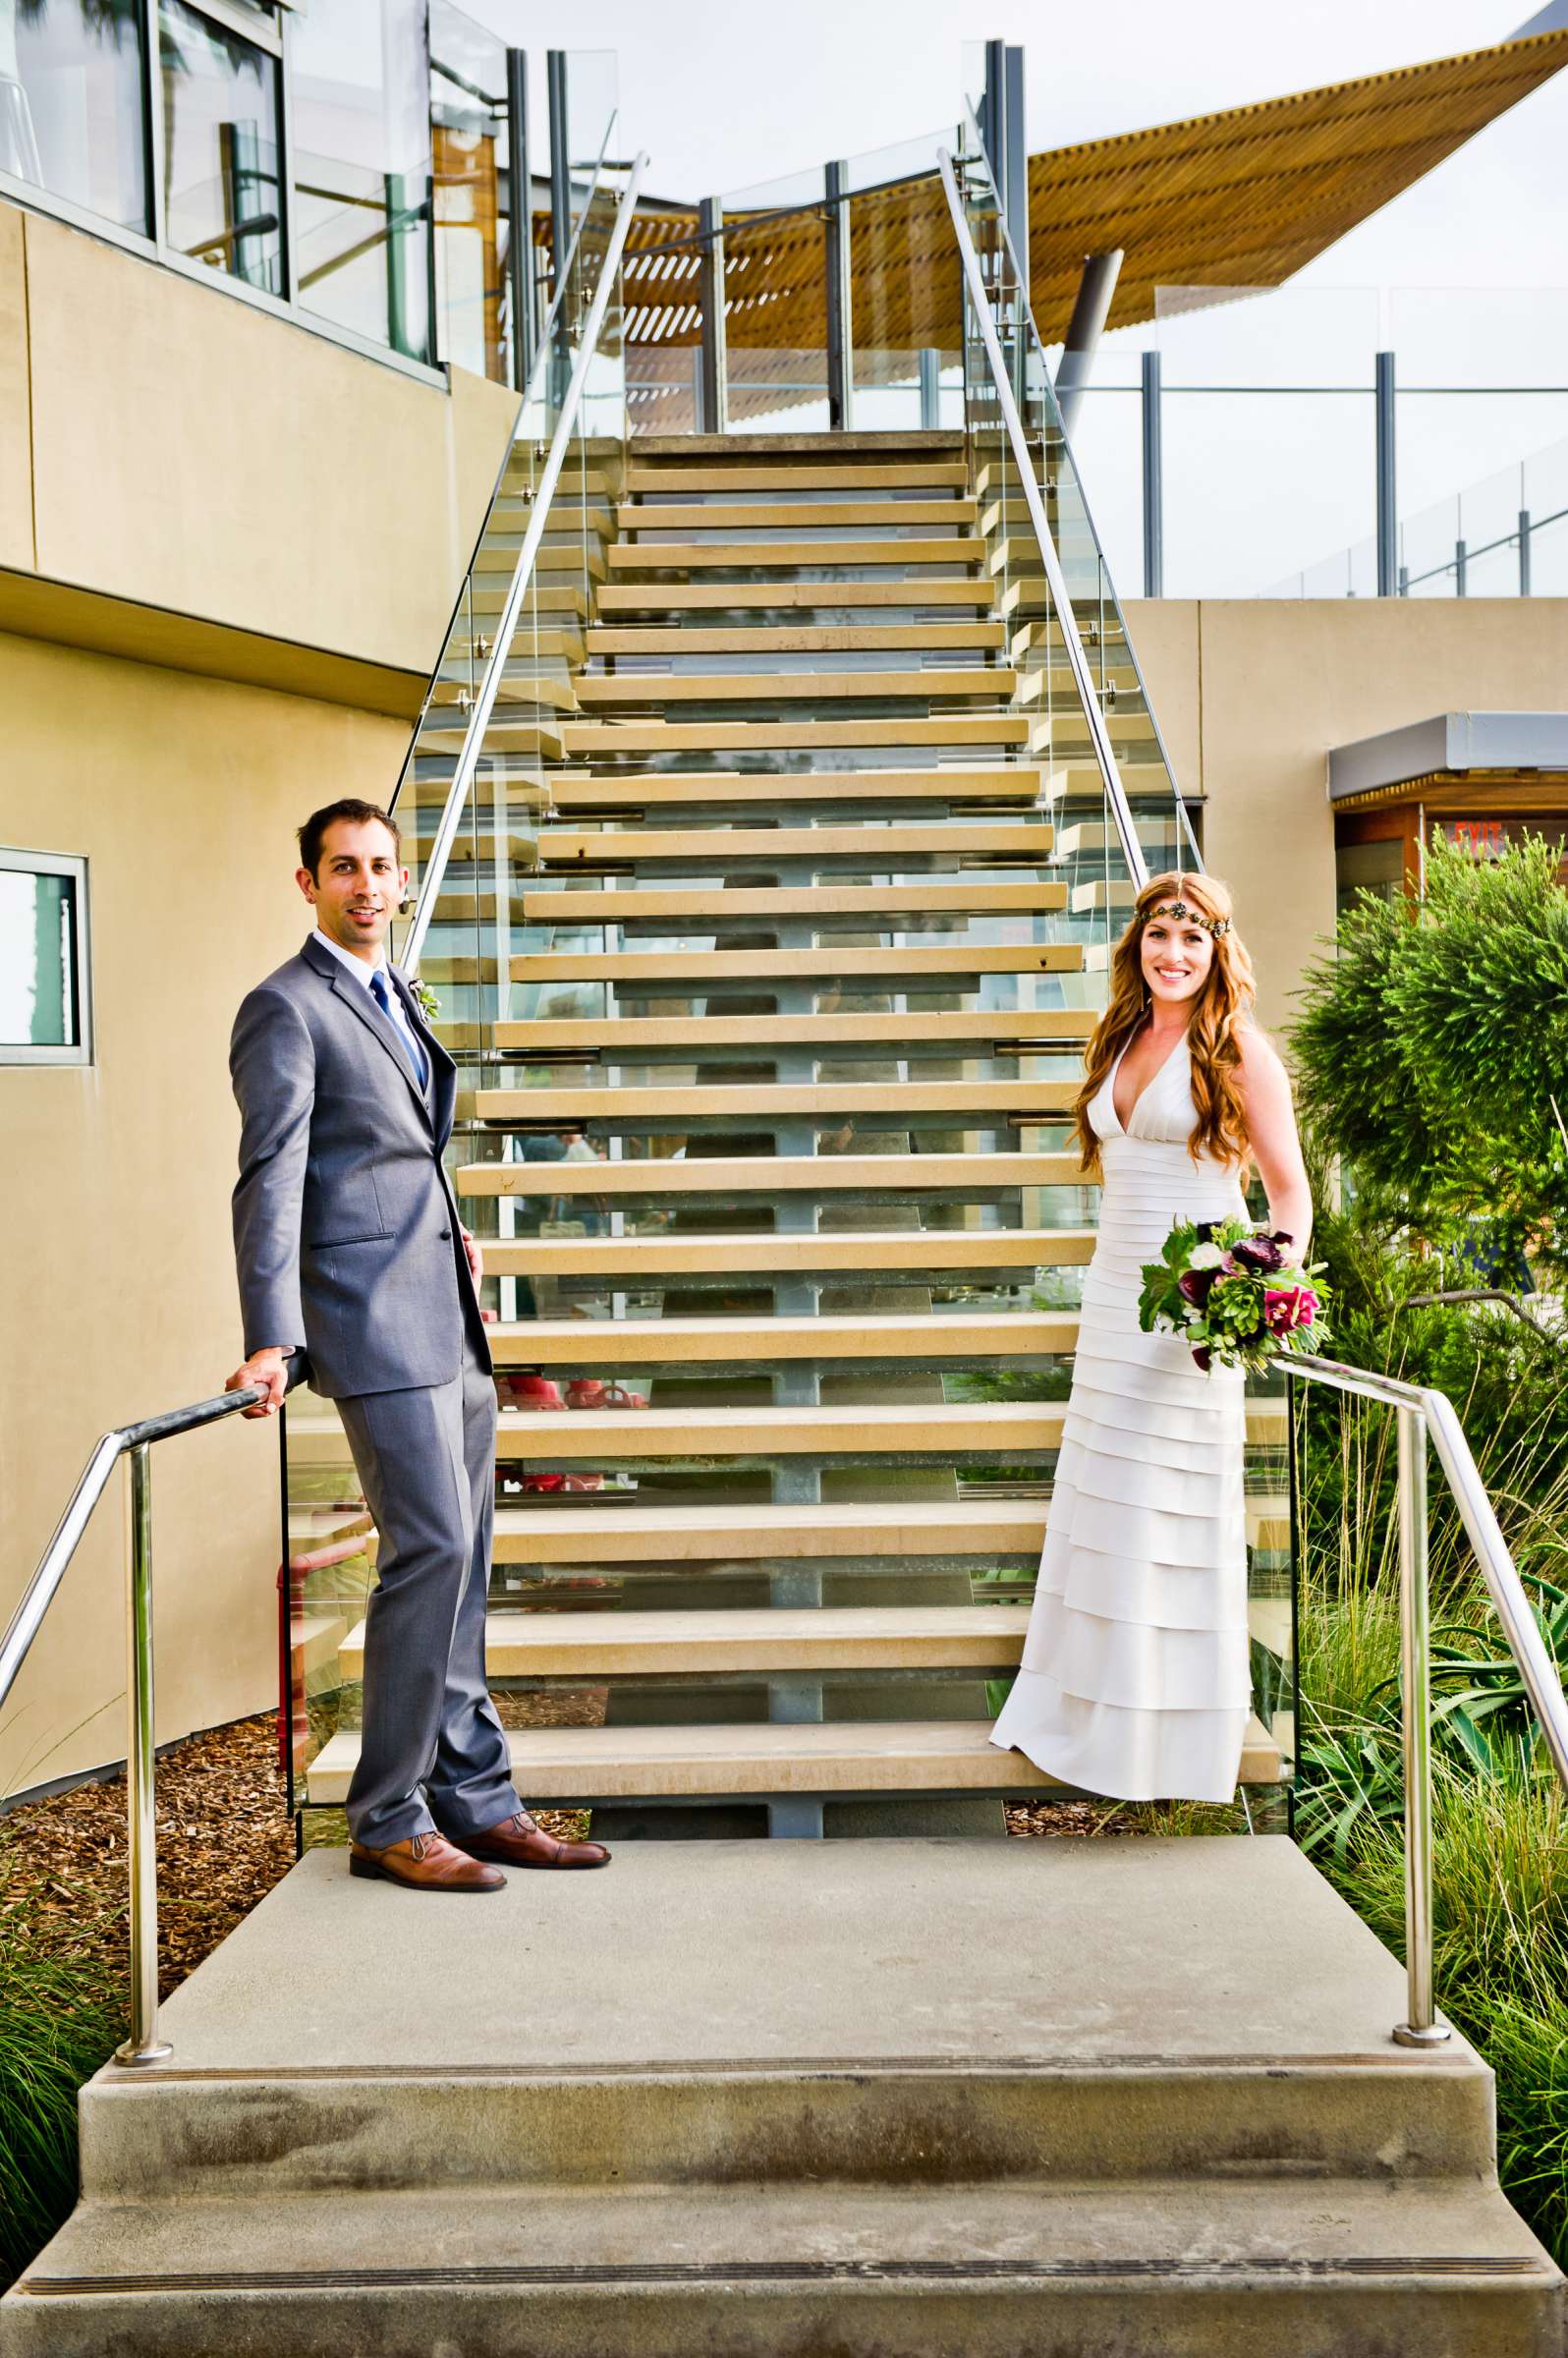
[{"left": 337, "top": 1339, "right": 516, "bottom": 1849}]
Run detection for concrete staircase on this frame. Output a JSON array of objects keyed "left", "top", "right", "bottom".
[
  {"left": 4, "top": 1839, "right": 1561, "bottom": 2354},
  {"left": 283, "top": 428, "right": 1293, "bottom": 1840}
]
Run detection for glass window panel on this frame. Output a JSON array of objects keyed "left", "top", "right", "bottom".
[
  {"left": 0, "top": 854, "right": 88, "bottom": 1060},
  {"left": 429, "top": 0, "right": 510, "bottom": 382},
  {"left": 159, "top": 0, "right": 283, "bottom": 294},
  {"left": 4, "top": 0, "right": 149, "bottom": 232},
  {"left": 292, "top": 0, "right": 432, "bottom": 362}
]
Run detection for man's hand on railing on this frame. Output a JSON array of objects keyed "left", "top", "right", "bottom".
[{"left": 225, "top": 1346, "right": 293, "bottom": 1418}]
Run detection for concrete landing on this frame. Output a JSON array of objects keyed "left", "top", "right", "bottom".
[
  {"left": 5, "top": 1838, "right": 1562, "bottom": 2357},
  {"left": 133, "top": 1832, "right": 1452, "bottom": 2074}
]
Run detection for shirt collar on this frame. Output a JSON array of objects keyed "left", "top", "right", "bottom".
[{"left": 312, "top": 926, "right": 389, "bottom": 991}]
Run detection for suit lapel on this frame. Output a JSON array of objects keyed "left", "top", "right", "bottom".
[
  {"left": 301, "top": 934, "right": 433, "bottom": 1130},
  {"left": 389, "top": 966, "right": 457, "bottom": 1145}
]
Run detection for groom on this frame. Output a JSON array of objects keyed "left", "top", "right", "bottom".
[{"left": 225, "top": 798, "right": 609, "bottom": 1889}]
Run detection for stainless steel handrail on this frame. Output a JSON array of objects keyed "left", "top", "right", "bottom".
[
  {"left": 1, "top": 1367, "right": 308, "bottom": 2066},
  {"left": 400, "top": 151, "right": 648, "bottom": 979},
  {"left": 387, "top": 134, "right": 625, "bottom": 840},
  {"left": 1283, "top": 1351, "right": 1568, "bottom": 2048},
  {"left": 936, "top": 147, "right": 1148, "bottom": 894}
]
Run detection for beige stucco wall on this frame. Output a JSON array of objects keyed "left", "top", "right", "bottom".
[
  {"left": 0, "top": 197, "right": 515, "bottom": 1799},
  {"left": 0, "top": 635, "right": 408, "bottom": 1799},
  {"left": 1, "top": 200, "right": 515, "bottom": 674},
  {"left": 1124, "top": 597, "right": 1568, "bottom": 1035}
]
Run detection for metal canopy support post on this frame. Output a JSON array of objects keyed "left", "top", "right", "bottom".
[
  {"left": 1455, "top": 538, "right": 1468, "bottom": 596},
  {"left": 1141, "top": 349, "right": 1164, "bottom": 597},
  {"left": 980, "top": 38, "right": 1029, "bottom": 286},
  {"left": 824, "top": 159, "right": 853, "bottom": 431},
  {"left": 546, "top": 46, "right": 571, "bottom": 401},
  {"left": 1055, "top": 250, "right": 1123, "bottom": 437},
  {"left": 981, "top": 38, "right": 1006, "bottom": 196},
  {"left": 699, "top": 195, "right": 728, "bottom": 434},
  {"left": 919, "top": 347, "right": 941, "bottom": 428},
  {"left": 1519, "top": 508, "right": 1533, "bottom": 595},
  {"left": 1375, "top": 350, "right": 1397, "bottom": 596},
  {"left": 505, "top": 47, "right": 535, "bottom": 390}
]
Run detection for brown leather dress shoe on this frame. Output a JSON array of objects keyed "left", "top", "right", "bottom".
[
  {"left": 349, "top": 1830, "right": 504, "bottom": 1892},
  {"left": 460, "top": 1809, "right": 611, "bottom": 1870}
]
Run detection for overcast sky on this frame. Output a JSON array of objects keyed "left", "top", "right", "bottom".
[{"left": 473, "top": 0, "right": 1568, "bottom": 286}]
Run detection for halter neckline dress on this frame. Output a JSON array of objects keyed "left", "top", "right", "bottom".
[{"left": 989, "top": 1031, "right": 1252, "bottom": 1804}]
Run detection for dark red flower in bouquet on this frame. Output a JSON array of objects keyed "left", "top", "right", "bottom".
[
  {"left": 1177, "top": 1268, "right": 1216, "bottom": 1306},
  {"left": 1193, "top": 1346, "right": 1212, "bottom": 1372},
  {"left": 1233, "top": 1233, "right": 1285, "bottom": 1274},
  {"left": 1264, "top": 1285, "right": 1317, "bottom": 1335}
]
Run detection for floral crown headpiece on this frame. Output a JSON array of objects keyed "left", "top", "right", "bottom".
[{"left": 1148, "top": 895, "right": 1231, "bottom": 942}]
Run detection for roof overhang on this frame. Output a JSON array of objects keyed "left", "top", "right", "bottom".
[{"left": 1328, "top": 711, "right": 1568, "bottom": 809}]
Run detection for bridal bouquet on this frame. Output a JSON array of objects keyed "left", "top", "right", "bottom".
[{"left": 1138, "top": 1217, "right": 1330, "bottom": 1376}]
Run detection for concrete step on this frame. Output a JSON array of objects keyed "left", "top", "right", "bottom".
[
  {"left": 337, "top": 1602, "right": 1034, "bottom": 1678},
  {"left": 542, "top": 768, "right": 1049, "bottom": 811},
  {"left": 303, "top": 1715, "right": 1287, "bottom": 1805},
  {"left": 595, "top": 580, "right": 997, "bottom": 612},
  {"left": 285, "top": 1395, "right": 1288, "bottom": 1467},
  {"left": 556, "top": 715, "right": 1031, "bottom": 754},
  {"left": 11, "top": 2176, "right": 1558, "bottom": 2357},
  {"left": 475, "top": 1080, "right": 1076, "bottom": 1125},
  {"left": 625, "top": 461, "right": 970, "bottom": 490},
  {"left": 586, "top": 622, "right": 1005, "bottom": 653},
  {"left": 493, "top": 1009, "right": 1092, "bottom": 1050},
  {"left": 509, "top": 943, "right": 1084, "bottom": 987},
  {"left": 479, "top": 1309, "right": 1080, "bottom": 1367},
  {"left": 573, "top": 667, "right": 1015, "bottom": 704},
  {"left": 485, "top": 1226, "right": 1095, "bottom": 1277},
  {"left": 458, "top": 1151, "right": 1086, "bottom": 1202},
  {"left": 605, "top": 538, "right": 980, "bottom": 572},
  {"left": 533, "top": 821, "right": 1055, "bottom": 865},
  {"left": 619, "top": 500, "right": 979, "bottom": 532},
  {"left": 520, "top": 879, "right": 1066, "bottom": 922}
]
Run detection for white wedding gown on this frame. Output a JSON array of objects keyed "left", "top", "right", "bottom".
[{"left": 989, "top": 1035, "right": 1252, "bottom": 1803}]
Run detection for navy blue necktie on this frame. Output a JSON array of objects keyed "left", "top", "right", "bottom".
[{"left": 370, "top": 969, "right": 428, "bottom": 1090}]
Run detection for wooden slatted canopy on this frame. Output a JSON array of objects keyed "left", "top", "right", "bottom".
[{"left": 550, "top": 26, "right": 1568, "bottom": 425}]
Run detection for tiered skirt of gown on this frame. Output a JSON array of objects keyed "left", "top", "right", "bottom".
[{"left": 989, "top": 1035, "right": 1252, "bottom": 1804}]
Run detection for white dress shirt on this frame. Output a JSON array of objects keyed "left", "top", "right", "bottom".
[{"left": 311, "top": 926, "right": 428, "bottom": 1087}]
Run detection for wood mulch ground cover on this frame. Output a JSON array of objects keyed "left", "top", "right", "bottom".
[{"left": 0, "top": 1712, "right": 590, "bottom": 2008}]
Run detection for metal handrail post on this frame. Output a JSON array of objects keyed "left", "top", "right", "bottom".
[
  {"left": 1393, "top": 1407, "right": 1447, "bottom": 2048},
  {"left": 116, "top": 1444, "right": 171, "bottom": 2066},
  {"left": 936, "top": 146, "right": 1148, "bottom": 891}
]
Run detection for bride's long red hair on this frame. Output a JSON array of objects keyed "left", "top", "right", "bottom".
[{"left": 1071, "top": 870, "right": 1257, "bottom": 1177}]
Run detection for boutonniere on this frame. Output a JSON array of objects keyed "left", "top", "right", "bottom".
[{"left": 407, "top": 976, "right": 440, "bottom": 1024}]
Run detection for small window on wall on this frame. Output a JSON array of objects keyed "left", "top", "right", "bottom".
[{"left": 0, "top": 849, "right": 91, "bottom": 1065}]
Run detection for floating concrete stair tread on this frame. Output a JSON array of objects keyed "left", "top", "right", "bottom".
[
  {"left": 522, "top": 879, "right": 1068, "bottom": 919},
  {"left": 558, "top": 717, "right": 1030, "bottom": 753},
  {"left": 619, "top": 500, "right": 978, "bottom": 532},
  {"left": 544, "top": 769, "right": 1052, "bottom": 808},
  {"left": 475, "top": 1494, "right": 1286, "bottom": 1560},
  {"left": 444, "top": 945, "right": 1086, "bottom": 986},
  {"left": 624, "top": 461, "right": 970, "bottom": 489},
  {"left": 482, "top": 1227, "right": 1095, "bottom": 1277},
  {"left": 19, "top": 2175, "right": 1558, "bottom": 2350},
  {"left": 494, "top": 1009, "right": 1092, "bottom": 1048},
  {"left": 305, "top": 1713, "right": 1284, "bottom": 1799},
  {"left": 1073, "top": 877, "right": 1140, "bottom": 911},
  {"left": 595, "top": 581, "right": 997, "bottom": 610},
  {"left": 476, "top": 1078, "right": 1077, "bottom": 1120},
  {"left": 289, "top": 1398, "right": 1287, "bottom": 1463},
  {"left": 535, "top": 822, "right": 1054, "bottom": 862},
  {"left": 573, "top": 668, "right": 1016, "bottom": 703},
  {"left": 585, "top": 622, "right": 1005, "bottom": 653},
  {"left": 459, "top": 1151, "right": 1086, "bottom": 1197},
  {"left": 476, "top": 543, "right": 605, "bottom": 577},
  {"left": 339, "top": 1604, "right": 1035, "bottom": 1677},
  {"left": 470, "top": 581, "right": 588, "bottom": 615},
  {"left": 481, "top": 1311, "right": 1079, "bottom": 1363},
  {"left": 605, "top": 538, "right": 980, "bottom": 570},
  {"left": 290, "top": 1612, "right": 348, "bottom": 1673}
]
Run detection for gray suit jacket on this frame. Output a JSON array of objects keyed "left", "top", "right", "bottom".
[{"left": 230, "top": 934, "right": 490, "bottom": 1399}]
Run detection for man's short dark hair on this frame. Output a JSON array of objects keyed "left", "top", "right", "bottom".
[{"left": 298, "top": 799, "right": 402, "bottom": 879}]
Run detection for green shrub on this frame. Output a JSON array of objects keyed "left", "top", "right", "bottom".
[{"left": 0, "top": 1938, "right": 124, "bottom": 2284}]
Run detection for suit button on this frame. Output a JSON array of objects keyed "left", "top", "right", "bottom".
[{"left": 438, "top": 1227, "right": 451, "bottom": 1240}]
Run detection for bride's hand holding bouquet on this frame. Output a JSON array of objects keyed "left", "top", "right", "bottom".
[{"left": 1139, "top": 1217, "right": 1329, "bottom": 1376}]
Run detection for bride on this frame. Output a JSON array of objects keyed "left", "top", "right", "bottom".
[{"left": 990, "top": 870, "right": 1312, "bottom": 1805}]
